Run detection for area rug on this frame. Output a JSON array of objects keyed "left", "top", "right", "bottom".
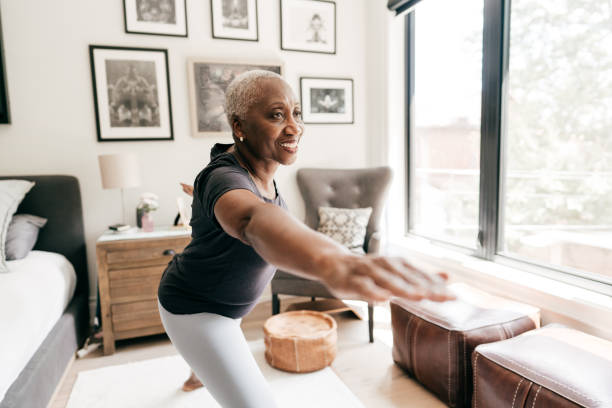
[{"left": 65, "top": 340, "right": 364, "bottom": 408}]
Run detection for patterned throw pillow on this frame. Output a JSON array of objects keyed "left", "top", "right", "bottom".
[
  {"left": 316, "top": 206, "right": 373, "bottom": 250},
  {"left": 0, "top": 180, "right": 35, "bottom": 272}
]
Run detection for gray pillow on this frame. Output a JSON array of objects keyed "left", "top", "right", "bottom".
[
  {"left": 316, "top": 206, "right": 373, "bottom": 251},
  {"left": 0, "top": 180, "right": 35, "bottom": 272},
  {"left": 5, "top": 214, "right": 48, "bottom": 260}
]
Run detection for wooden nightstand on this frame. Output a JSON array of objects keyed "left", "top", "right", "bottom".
[{"left": 96, "top": 227, "right": 191, "bottom": 355}]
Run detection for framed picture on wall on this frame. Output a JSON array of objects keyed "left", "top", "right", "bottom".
[
  {"left": 187, "top": 58, "right": 282, "bottom": 136},
  {"left": 210, "top": 0, "right": 259, "bottom": 41},
  {"left": 280, "top": 0, "right": 336, "bottom": 54},
  {"left": 0, "top": 9, "right": 10, "bottom": 124},
  {"left": 89, "top": 45, "right": 174, "bottom": 142},
  {"left": 123, "top": 0, "right": 188, "bottom": 37},
  {"left": 300, "top": 77, "right": 353, "bottom": 124}
]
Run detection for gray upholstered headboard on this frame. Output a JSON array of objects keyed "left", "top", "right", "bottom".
[{"left": 0, "top": 175, "right": 89, "bottom": 297}]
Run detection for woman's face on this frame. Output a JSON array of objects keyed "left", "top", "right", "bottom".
[{"left": 238, "top": 78, "right": 304, "bottom": 166}]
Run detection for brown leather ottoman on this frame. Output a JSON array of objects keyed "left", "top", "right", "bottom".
[
  {"left": 391, "top": 283, "right": 540, "bottom": 408},
  {"left": 473, "top": 324, "right": 612, "bottom": 408}
]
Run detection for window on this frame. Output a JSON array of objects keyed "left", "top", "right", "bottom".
[
  {"left": 403, "top": 0, "right": 612, "bottom": 293},
  {"left": 409, "top": 0, "right": 483, "bottom": 248},
  {"left": 501, "top": 0, "right": 612, "bottom": 285}
]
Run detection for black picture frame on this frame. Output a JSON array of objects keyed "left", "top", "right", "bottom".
[
  {"left": 89, "top": 45, "right": 174, "bottom": 142},
  {"left": 123, "top": 0, "right": 188, "bottom": 37},
  {"left": 0, "top": 9, "right": 10, "bottom": 124},
  {"left": 210, "top": 0, "right": 259, "bottom": 42},
  {"left": 280, "top": 0, "right": 336, "bottom": 55},
  {"left": 300, "top": 77, "right": 354, "bottom": 124}
]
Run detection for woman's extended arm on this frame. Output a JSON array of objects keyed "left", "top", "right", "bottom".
[{"left": 215, "top": 189, "right": 453, "bottom": 303}]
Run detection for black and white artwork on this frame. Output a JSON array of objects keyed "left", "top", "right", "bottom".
[
  {"left": 280, "top": 0, "right": 336, "bottom": 54},
  {"left": 221, "top": 0, "right": 247, "bottom": 28},
  {"left": 105, "top": 60, "right": 160, "bottom": 128},
  {"left": 89, "top": 46, "right": 174, "bottom": 141},
  {"left": 124, "top": 0, "right": 188, "bottom": 37},
  {"left": 310, "top": 88, "right": 345, "bottom": 113},
  {"left": 211, "top": 0, "right": 258, "bottom": 41},
  {"left": 300, "top": 77, "right": 353, "bottom": 124},
  {"left": 136, "top": 0, "right": 176, "bottom": 23},
  {"left": 187, "top": 59, "right": 282, "bottom": 136}
]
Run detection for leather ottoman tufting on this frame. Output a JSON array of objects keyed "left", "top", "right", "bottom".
[
  {"left": 390, "top": 283, "right": 540, "bottom": 408},
  {"left": 473, "top": 324, "right": 612, "bottom": 408}
]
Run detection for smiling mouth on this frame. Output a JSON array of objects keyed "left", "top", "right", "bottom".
[{"left": 279, "top": 141, "right": 299, "bottom": 153}]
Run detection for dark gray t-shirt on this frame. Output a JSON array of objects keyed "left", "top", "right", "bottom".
[{"left": 158, "top": 143, "right": 287, "bottom": 318}]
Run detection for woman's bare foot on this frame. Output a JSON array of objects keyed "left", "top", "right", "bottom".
[
  {"left": 93, "top": 330, "right": 103, "bottom": 340},
  {"left": 182, "top": 371, "right": 203, "bottom": 392}
]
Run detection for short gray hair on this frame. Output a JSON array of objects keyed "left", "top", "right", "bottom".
[{"left": 224, "top": 70, "right": 284, "bottom": 126}]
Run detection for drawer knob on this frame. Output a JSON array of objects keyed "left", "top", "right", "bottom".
[{"left": 163, "top": 249, "right": 176, "bottom": 256}]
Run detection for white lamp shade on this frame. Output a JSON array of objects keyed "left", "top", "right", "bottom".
[{"left": 98, "top": 153, "right": 141, "bottom": 189}]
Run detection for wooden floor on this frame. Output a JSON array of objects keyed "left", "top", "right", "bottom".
[{"left": 49, "top": 298, "right": 446, "bottom": 408}]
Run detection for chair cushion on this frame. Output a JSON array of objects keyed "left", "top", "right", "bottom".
[
  {"left": 274, "top": 270, "right": 299, "bottom": 280},
  {"left": 473, "top": 324, "right": 612, "bottom": 408},
  {"left": 271, "top": 270, "right": 336, "bottom": 298},
  {"left": 391, "top": 283, "right": 540, "bottom": 407}
]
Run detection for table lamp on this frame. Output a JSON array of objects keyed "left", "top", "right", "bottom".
[{"left": 98, "top": 153, "right": 141, "bottom": 229}]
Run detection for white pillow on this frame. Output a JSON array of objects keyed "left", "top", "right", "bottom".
[
  {"left": 0, "top": 180, "right": 35, "bottom": 273},
  {"left": 316, "top": 206, "right": 372, "bottom": 251}
]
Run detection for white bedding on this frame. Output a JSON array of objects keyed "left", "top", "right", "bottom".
[{"left": 0, "top": 250, "right": 77, "bottom": 402}]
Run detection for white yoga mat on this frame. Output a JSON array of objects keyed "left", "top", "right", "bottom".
[{"left": 66, "top": 340, "right": 364, "bottom": 408}]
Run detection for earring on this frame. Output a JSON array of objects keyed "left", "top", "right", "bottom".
[{"left": 239, "top": 136, "right": 244, "bottom": 142}]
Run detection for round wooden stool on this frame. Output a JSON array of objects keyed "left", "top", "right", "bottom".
[{"left": 263, "top": 310, "right": 337, "bottom": 373}]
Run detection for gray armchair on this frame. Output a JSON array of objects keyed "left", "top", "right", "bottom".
[{"left": 271, "top": 166, "right": 392, "bottom": 343}]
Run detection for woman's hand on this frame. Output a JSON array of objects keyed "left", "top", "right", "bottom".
[
  {"left": 180, "top": 183, "right": 194, "bottom": 197},
  {"left": 317, "top": 253, "right": 454, "bottom": 303}
]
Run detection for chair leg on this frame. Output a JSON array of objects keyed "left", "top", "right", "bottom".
[
  {"left": 272, "top": 293, "right": 280, "bottom": 315},
  {"left": 368, "top": 303, "right": 374, "bottom": 343}
]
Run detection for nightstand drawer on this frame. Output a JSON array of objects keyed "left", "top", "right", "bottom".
[
  {"left": 106, "top": 245, "right": 183, "bottom": 266},
  {"left": 111, "top": 300, "right": 163, "bottom": 332},
  {"left": 108, "top": 265, "right": 166, "bottom": 281},
  {"left": 115, "top": 325, "right": 165, "bottom": 341},
  {"left": 109, "top": 267, "right": 164, "bottom": 303}
]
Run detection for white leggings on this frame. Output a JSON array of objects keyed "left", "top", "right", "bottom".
[{"left": 158, "top": 301, "right": 278, "bottom": 408}]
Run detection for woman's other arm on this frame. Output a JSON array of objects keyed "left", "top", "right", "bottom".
[{"left": 180, "top": 183, "right": 194, "bottom": 196}]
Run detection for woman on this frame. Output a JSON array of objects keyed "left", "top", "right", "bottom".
[{"left": 157, "top": 70, "right": 453, "bottom": 407}]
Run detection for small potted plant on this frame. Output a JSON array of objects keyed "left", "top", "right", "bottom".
[{"left": 136, "top": 192, "right": 159, "bottom": 232}]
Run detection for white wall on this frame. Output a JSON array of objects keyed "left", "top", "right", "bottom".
[
  {"left": 364, "top": 0, "right": 392, "bottom": 168},
  {"left": 0, "top": 0, "right": 381, "bottom": 315}
]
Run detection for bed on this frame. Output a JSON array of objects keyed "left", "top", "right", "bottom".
[{"left": 0, "top": 175, "right": 90, "bottom": 408}]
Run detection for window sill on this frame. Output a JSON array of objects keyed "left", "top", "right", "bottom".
[{"left": 386, "top": 235, "right": 612, "bottom": 341}]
